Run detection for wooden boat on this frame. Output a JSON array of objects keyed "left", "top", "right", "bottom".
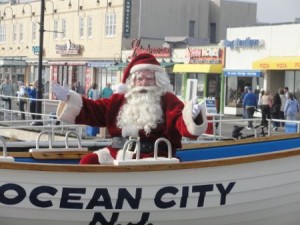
[{"left": 1, "top": 133, "right": 300, "bottom": 225}]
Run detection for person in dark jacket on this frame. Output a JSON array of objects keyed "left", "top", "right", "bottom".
[
  {"left": 243, "top": 87, "right": 257, "bottom": 129},
  {"left": 271, "top": 92, "right": 281, "bottom": 131}
]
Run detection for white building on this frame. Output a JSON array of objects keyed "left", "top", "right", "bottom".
[{"left": 223, "top": 23, "right": 300, "bottom": 115}]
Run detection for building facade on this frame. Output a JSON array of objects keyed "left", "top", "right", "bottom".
[
  {"left": 0, "top": 0, "right": 257, "bottom": 101},
  {"left": 223, "top": 23, "right": 300, "bottom": 115}
]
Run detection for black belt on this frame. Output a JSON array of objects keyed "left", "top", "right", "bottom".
[{"left": 111, "top": 137, "right": 168, "bottom": 153}]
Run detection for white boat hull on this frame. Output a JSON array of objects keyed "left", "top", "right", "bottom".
[{"left": 1, "top": 150, "right": 300, "bottom": 225}]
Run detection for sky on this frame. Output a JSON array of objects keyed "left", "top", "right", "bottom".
[
  {"left": 234, "top": 0, "right": 300, "bottom": 23},
  {"left": 3, "top": 0, "right": 300, "bottom": 23}
]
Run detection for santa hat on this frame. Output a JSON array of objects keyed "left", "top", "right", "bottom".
[{"left": 121, "top": 53, "right": 163, "bottom": 84}]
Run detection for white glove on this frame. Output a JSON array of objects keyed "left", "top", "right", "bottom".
[
  {"left": 192, "top": 97, "right": 203, "bottom": 119},
  {"left": 51, "top": 80, "right": 70, "bottom": 101}
]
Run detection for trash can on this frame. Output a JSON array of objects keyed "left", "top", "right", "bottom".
[
  {"left": 284, "top": 122, "right": 297, "bottom": 133},
  {"left": 86, "top": 126, "right": 100, "bottom": 136}
]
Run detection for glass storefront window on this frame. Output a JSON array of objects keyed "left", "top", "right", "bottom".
[
  {"left": 187, "top": 73, "right": 205, "bottom": 98},
  {"left": 295, "top": 71, "right": 300, "bottom": 100},
  {"left": 173, "top": 73, "right": 182, "bottom": 96},
  {"left": 285, "top": 70, "right": 300, "bottom": 100},
  {"left": 225, "top": 76, "right": 262, "bottom": 107}
]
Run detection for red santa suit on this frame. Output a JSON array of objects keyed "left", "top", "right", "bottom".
[{"left": 56, "top": 53, "right": 207, "bottom": 164}]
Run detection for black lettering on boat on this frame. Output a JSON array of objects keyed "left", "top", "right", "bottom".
[
  {"left": 127, "top": 212, "right": 150, "bottom": 225},
  {"left": 154, "top": 186, "right": 178, "bottom": 209},
  {"left": 0, "top": 183, "right": 26, "bottom": 205},
  {"left": 216, "top": 182, "right": 236, "bottom": 205},
  {"left": 179, "top": 186, "right": 189, "bottom": 208},
  {"left": 115, "top": 188, "right": 142, "bottom": 209},
  {"left": 192, "top": 184, "right": 214, "bottom": 207},
  {"left": 86, "top": 188, "right": 113, "bottom": 209},
  {"left": 30, "top": 186, "right": 58, "bottom": 208},
  {"left": 60, "top": 187, "right": 86, "bottom": 209},
  {"left": 89, "top": 212, "right": 119, "bottom": 225}
]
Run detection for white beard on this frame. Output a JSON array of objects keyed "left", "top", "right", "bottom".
[{"left": 117, "top": 86, "right": 164, "bottom": 135}]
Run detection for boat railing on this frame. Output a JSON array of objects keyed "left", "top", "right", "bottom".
[
  {"left": 0, "top": 136, "right": 14, "bottom": 162},
  {"left": 1, "top": 95, "right": 300, "bottom": 144},
  {"left": 35, "top": 130, "right": 53, "bottom": 149},
  {"left": 29, "top": 130, "right": 88, "bottom": 154},
  {"left": 114, "top": 137, "right": 179, "bottom": 165},
  {"left": 0, "top": 95, "right": 88, "bottom": 141}
]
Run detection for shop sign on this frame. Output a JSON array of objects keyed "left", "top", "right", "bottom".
[
  {"left": 56, "top": 40, "right": 82, "bottom": 55},
  {"left": 186, "top": 47, "right": 223, "bottom": 64},
  {"left": 223, "top": 70, "right": 262, "bottom": 77},
  {"left": 0, "top": 59, "right": 26, "bottom": 66},
  {"left": 123, "top": 0, "right": 131, "bottom": 38},
  {"left": 205, "top": 98, "right": 217, "bottom": 115},
  {"left": 131, "top": 39, "right": 171, "bottom": 58},
  {"left": 32, "top": 46, "right": 40, "bottom": 55},
  {"left": 220, "top": 37, "right": 264, "bottom": 50}
]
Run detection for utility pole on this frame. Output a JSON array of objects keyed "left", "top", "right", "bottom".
[{"left": 36, "top": 0, "right": 45, "bottom": 125}]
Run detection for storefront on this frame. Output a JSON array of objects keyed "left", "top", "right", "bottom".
[
  {"left": 87, "top": 61, "right": 117, "bottom": 94},
  {"left": 0, "top": 58, "right": 27, "bottom": 86},
  {"left": 252, "top": 56, "right": 300, "bottom": 99},
  {"left": 223, "top": 24, "right": 300, "bottom": 115},
  {"left": 172, "top": 46, "right": 224, "bottom": 103},
  {"left": 223, "top": 69, "right": 263, "bottom": 115}
]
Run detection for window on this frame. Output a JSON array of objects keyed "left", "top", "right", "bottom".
[
  {"left": 13, "top": 24, "right": 17, "bottom": 42},
  {"left": 87, "top": 16, "right": 93, "bottom": 38},
  {"left": 105, "top": 13, "right": 116, "bottom": 37},
  {"left": 32, "top": 22, "right": 37, "bottom": 41},
  {"left": 210, "top": 23, "right": 216, "bottom": 44},
  {"left": 189, "top": 20, "right": 195, "bottom": 37},
  {"left": 225, "top": 76, "right": 261, "bottom": 107},
  {"left": 0, "top": 24, "right": 6, "bottom": 43},
  {"left": 61, "top": 18, "right": 66, "bottom": 39},
  {"left": 53, "top": 20, "right": 58, "bottom": 40},
  {"left": 19, "top": 23, "right": 23, "bottom": 42},
  {"left": 79, "top": 17, "right": 84, "bottom": 38}
]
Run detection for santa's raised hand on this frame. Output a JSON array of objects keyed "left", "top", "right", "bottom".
[
  {"left": 192, "top": 97, "right": 205, "bottom": 119},
  {"left": 51, "top": 80, "right": 70, "bottom": 101}
]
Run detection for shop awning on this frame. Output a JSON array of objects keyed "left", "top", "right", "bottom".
[
  {"left": 173, "top": 64, "right": 223, "bottom": 73},
  {"left": 0, "top": 59, "right": 27, "bottom": 66},
  {"left": 223, "top": 69, "right": 262, "bottom": 77},
  {"left": 87, "top": 61, "right": 114, "bottom": 68},
  {"left": 107, "top": 62, "right": 128, "bottom": 71},
  {"left": 252, "top": 56, "right": 300, "bottom": 70},
  {"left": 160, "top": 61, "right": 174, "bottom": 68}
]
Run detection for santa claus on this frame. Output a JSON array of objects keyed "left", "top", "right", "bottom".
[{"left": 51, "top": 53, "right": 207, "bottom": 164}]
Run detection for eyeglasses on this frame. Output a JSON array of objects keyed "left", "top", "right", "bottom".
[{"left": 134, "top": 70, "right": 156, "bottom": 86}]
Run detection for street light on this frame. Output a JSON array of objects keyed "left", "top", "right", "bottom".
[
  {"left": 35, "top": 0, "right": 46, "bottom": 125},
  {"left": 22, "top": 3, "right": 35, "bottom": 18},
  {"left": 3, "top": 6, "right": 15, "bottom": 19}
]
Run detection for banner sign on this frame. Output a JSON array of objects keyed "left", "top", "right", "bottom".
[
  {"left": 205, "top": 98, "right": 217, "bottom": 115},
  {"left": 123, "top": 0, "right": 132, "bottom": 38}
]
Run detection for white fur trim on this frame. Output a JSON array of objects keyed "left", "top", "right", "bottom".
[
  {"left": 56, "top": 90, "right": 83, "bottom": 124},
  {"left": 115, "top": 83, "right": 127, "bottom": 93},
  {"left": 116, "top": 150, "right": 135, "bottom": 161},
  {"left": 182, "top": 101, "right": 207, "bottom": 136},
  {"left": 94, "top": 148, "right": 114, "bottom": 165},
  {"left": 121, "top": 125, "right": 139, "bottom": 137},
  {"left": 130, "top": 64, "right": 163, "bottom": 74}
]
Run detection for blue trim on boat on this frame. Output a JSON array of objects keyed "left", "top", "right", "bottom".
[
  {"left": 15, "top": 158, "right": 80, "bottom": 164},
  {"left": 177, "top": 138, "right": 300, "bottom": 162}
]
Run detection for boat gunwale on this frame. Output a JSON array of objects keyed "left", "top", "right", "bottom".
[{"left": 1, "top": 148, "right": 300, "bottom": 173}]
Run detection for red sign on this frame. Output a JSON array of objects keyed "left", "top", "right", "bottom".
[
  {"left": 186, "top": 47, "right": 223, "bottom": 64},
  {"left": 131, "top": 39, "right": 171, "bottom": 58}
]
